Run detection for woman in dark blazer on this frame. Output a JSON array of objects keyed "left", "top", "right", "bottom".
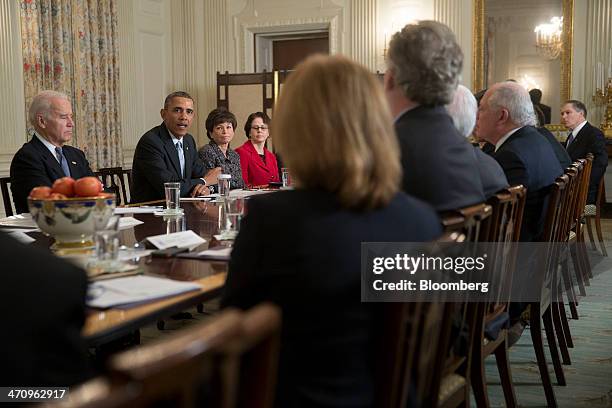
[
  {"left": 198, "top": 107, "right": 245, "bottom": 190},
  {"left": 222, "top": 55, "right": 442, "bottom": 407},
  {"left": 235, "top": 112, "right": 280, "bottom": 187}
]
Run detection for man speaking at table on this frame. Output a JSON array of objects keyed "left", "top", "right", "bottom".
[
  {"left": 10, "top": 90, "right": 94, "bottom": 214},
  {"left": 131, "top": 91, "right": 220, "bottom": 203}
]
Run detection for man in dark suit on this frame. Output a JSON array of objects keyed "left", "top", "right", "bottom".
[
  {"left": 131, "top": 91, "right": 221, "bottom": 203},
  {"left": 476, "top": 81, "right": 563, "bottom": 242},
  {"left": 10, "top": 90, "right": 94, "bottom": 214},
  {"left": 446, "top": 84, "right": 509, "bottom": 198},
  {"left": 529, "top": 89, "right": 551, "bottom": 124},
  {"left": 561, "top": 100, "right": 608, "bottom": 204},
  {"left": 384, "top": 21, "right": 485, "bottom": 211},
  {"left": 0, "top": 232, "right": 92, "bottom": 386}
]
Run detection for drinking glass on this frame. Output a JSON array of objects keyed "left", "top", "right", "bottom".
[
  {"left": 223, "top": 197, "right": 245, "bottom": 236},
  {"left": 218, "top": 174, "right": 231, "bottom": 197},
  {"left": 281, "top": 168, "right": 291, "bottom": 188},
  {"left": 164, "top": 182, "right": 181, "bottom": 214},
  {"left": 95, "top": 215, "right": 121, "bottom": 267},
  {"left": 165, "top": 214, "right": 186, "bottom": 234}
]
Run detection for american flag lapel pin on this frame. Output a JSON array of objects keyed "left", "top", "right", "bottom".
[{"left": 71, "top": 161, "right": 77, "bottom": 165}]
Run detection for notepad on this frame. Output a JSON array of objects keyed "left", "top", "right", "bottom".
[
  {"left": 146, "top": 230, "right": 206, "bottom": 250},
  {"left": 87, "top": 275, "right": 202, "bottom": 308}
]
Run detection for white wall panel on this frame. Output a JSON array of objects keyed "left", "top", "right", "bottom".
[
  {"left": 118, "top": 0, "right": 172, "bottom": 168},
  {"left": 0, "top": 1, "right": 26, "bottom": 177}
]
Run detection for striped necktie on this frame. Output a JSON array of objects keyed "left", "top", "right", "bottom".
[
  {"left": 176, "top": 141, "right": 185, "bottom": 178},
  {"left": 55, "top": 146, "right": 71, "bottom": 177}
]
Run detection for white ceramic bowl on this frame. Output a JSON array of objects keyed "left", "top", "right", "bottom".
[{"left": 28, "top": 195, "right": 116, "bottom": 249}]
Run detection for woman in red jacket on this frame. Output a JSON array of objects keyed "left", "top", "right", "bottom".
[{"left": 235, "top": 112, "right": 280, "bottom": 187}]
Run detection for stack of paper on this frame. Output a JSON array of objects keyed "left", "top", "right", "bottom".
[
  {"left": 87, "top": 275, "right": 202, "bottom": 308},
  {"left": 0, "top": 213, "right": 38, "bottom": 229}
]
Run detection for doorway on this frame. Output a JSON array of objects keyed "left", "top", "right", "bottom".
[{"left": 255, "top": 31, "right": 329, "bottom": 72}]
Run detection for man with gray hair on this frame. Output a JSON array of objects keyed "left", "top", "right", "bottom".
[
  {"left": 384, "top": 20, "right": 485, "bottom": 211},
  {"left": 10, "top": 90, "right": 94, "bottom": 213},
  {"left": 476, "top": 81, "right": 562, "bottom": 242},
  {"left": 446, "top": 84, "right": 508, "bottom": 198}
]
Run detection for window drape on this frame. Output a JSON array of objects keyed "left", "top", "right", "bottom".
[{"left": 20, "top": 0, "right": 122, "bottom": 169}]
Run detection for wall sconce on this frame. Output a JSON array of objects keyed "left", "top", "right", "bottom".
[{"left": 534, "top": 16, "right": 563, "bottom": 60}]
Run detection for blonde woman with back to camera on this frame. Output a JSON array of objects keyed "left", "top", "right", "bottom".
[{"left": 221, "top": 55, "right": 442, "bottom": 407}]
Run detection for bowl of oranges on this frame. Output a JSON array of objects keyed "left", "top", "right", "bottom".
[{"left": 28, "top": 176, "right": 116, "bottom": 249}]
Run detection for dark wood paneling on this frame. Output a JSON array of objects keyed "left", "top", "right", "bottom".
[{"left": 273, "top": 37, "right": 329, "bottom": 71}]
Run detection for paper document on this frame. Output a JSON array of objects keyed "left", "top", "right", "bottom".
[
  {"left": 0, "top": 214, "right": 38, "bottom": 229},
  {"left": 180, "top": 197, "right": 213, "bottom": 202},
  {"left": 195, "top": 246, "right": 233, "bottom": 260},
  {"left": 114, "top": 207, "right": 162, "bottom": 214},
  {"left": 229, "top": 189, "right": 275, "bottom": 199},
  {"left": 146, "top": 230, "right": 206, "bottom": 250},
  {"left": 87, "top": 275, "right": 202, "bottom": 308},
  {"left": 8, "top": 231, "right": 36, "bottom": 244},
  {"left": 118, "top": 216, "right": 144, "bottom": 230}
]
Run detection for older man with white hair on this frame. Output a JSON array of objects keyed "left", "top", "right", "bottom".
[
  {"left": 10, "top": 90, "right": 94, "bottom": 213},
  {"left": 446, "top": 84, "right": 508, "bottom": 198},
  {"left": 476, "top": 81, "right": 562, "bottom": 242}
]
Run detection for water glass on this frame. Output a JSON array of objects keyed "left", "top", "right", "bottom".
[
  {"left": 218, "top": 174, "right": 231, "bottom": 197},
  {"left": 281, "top": 168, "right": 291, "bottom": 188},
  {"left": 223, "top": 197, "right": 245, "bottom": 234},
  {"left": 165, "top": 214, "right": 186, "bottom": 234},
  {"left": 95, "top": 215, "right": 121, "bottom": 264},
  {"left": 164, "top": 182, "right": 181, "bottom": 213}
]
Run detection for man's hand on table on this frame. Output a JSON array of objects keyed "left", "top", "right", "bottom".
[
  {"left": 191, "top": 184, "right": 210, "bottom": 197},
  {"left": 203, "top": 167, "right": 222, "bottom": 186}
]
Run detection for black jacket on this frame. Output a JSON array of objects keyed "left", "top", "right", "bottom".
[
  {"left": 0, "top": 232, "right": 92, "bottom": 386},
  {"left": 493, "top": 126, "right": 563, "bottom": 241},
  {"left": 10, "top": 135, "right": 94, "bottom": 214},
  {"left": 222, "top": 190, "right": 442, "bottom": 407},
  {"left": 131, "top": 123, "right": 207, "bottom": 203},
  {"left": 564, "top": 122, "right": 608, "bottom": 204},
  {"left": 395, "top": 105, "right": 486, "bottom": 211}
]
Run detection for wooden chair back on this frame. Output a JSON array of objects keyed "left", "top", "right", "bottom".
[
  {"left": 574, "top": 156, "right": 592, "bottom": 220},
  {"left": 0, "top": 176, "right": 15, "bottom": 216},
  {"left": 538, "top": 175, "right": 570, "bottom": 309},
  {"left": 374, "top": 232, "right": 463, "bottom": 408},
  {"left": 438, "top": 204, "right": 493, "bottom": 407},
  {"left": 221, "top": 303, "right": 282, "bottom": 408},
  {"left": 483, "top": 185, "right": 527, "bottom": 319},
  {"left": 107, "top": 309, "right": 243, "bottom": 407},
  {"left": 96, "top": 167, "right": 132, "bottom": 206},
  {"left": 41, "top": 378, "right": 141, "bottom": 408}
]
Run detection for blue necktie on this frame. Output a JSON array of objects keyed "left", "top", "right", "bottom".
[
  {"left": 55, "top": 146, "right": 71, "bottom": 177},
  {"left": 176, "top": 141, "right": 185, "bottom": 178}
]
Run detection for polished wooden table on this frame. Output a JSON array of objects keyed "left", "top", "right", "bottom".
[{"left": 76, "top": 200, "right": 229, "bottom": 346}]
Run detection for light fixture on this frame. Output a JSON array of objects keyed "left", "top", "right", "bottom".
[{"left": 534, "top": 16, "right": 563, "bottom": 60}]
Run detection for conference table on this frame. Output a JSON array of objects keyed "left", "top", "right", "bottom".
[{"left": 32, "top": 199, "right": 233, "bottom": 347}]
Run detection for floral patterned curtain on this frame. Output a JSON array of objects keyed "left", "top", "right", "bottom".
[{"left": 19, "top": 0, "right": 122, "bottom": 170}]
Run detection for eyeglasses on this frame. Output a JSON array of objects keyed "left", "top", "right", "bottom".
[{"left": 251, "top": 126, "right": 269, "bottom": 131}]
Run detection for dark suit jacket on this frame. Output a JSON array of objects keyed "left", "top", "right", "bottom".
[
  {"left": 563, "top": 122, "right": 608, "bottom": 204},
  {"left": 131, "top": 123, "right": 207, "bottom": 203},
  {"left": 537, "top": 126, "right": 572, "bottom": 170},
  {"left": 395, "top": 106, "right": 486, "bottom": 211},
  {"left": 10, "top": 135, "right": 94, "bottom": 214},
  {"left": 493, "top": 126, "right": 563, "bottom": 241},
  {"left": 0, "top": 232, "right": 92, "bottom": 386},
  {"left": 222, "top": 190, "right": 442, "bottom": 407},
  {"left": 472, "top": 147, "right": 508, "bottom": 198}
]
